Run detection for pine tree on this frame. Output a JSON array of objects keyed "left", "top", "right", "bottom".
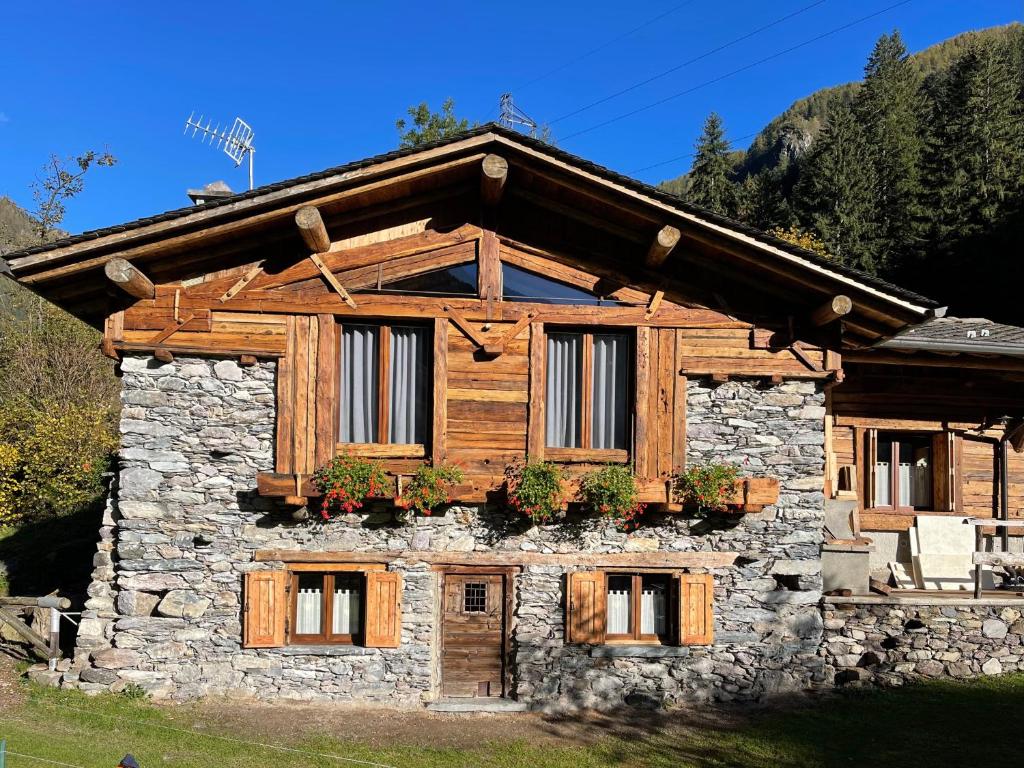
[
  {"left": 853, "top": 31, "right": 925, "bottom": 271},
  {"left": 687, "top": 113, "right": 738, "bottom": 216},
  {"left": 920, "top": 37, "right": 1024, "bottom": 248},
  {"left": 736, "top": 169, "right": 792, "bottom": 231},
  {"left": 793, "top": 105, "right": 877, "bottom": 272}
]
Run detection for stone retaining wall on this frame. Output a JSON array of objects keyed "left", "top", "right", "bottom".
[
  {"left": 822, "top": 599, "right": 1024, "bottom": 685},
  {"left": 65, "top": 355, "right": 829, "bottom": 709}
]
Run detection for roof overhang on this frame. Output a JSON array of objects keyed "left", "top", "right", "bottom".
[{"left": 2, "top": 124, "right": 938, "bottom": 339}]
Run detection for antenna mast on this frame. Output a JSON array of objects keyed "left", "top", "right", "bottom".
[
  {"left": 498, "top": 94, "right": 538, "bottom": 137},
  {"left": 183, "top": 113, "right": 257, "bottom": 190}
]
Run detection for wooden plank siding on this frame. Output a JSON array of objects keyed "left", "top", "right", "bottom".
[{"left": 828, "top": 362, "right": 1024, "bottom": 533}]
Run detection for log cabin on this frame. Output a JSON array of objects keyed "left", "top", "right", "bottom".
[{"left": 4, "top": 124, "right": 1024, "bottom": 707}]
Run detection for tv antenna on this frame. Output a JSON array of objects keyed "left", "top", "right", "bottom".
[
  {"left": 183, "top": 112, "right": 256, "bottom": 190},
  {"left": 499, "top": 94, "right": 538, "bottom": 137}
]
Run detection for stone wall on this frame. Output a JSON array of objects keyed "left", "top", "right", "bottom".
[
  {"left": 823, "top": 598, "right": 1024, "bottom": 685},
  {"left": 67, "top": 357, "right": 829, "bottom": 709}
]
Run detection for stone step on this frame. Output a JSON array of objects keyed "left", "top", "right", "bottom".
[{"left": 426, "top": 697, "right": 529, "bottom": 713}]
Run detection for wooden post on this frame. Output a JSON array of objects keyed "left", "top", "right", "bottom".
[
  {"left": 974, "top": 523, "right": 984, "bottom": 599},
  {"left": 295, "top": 205, "right": 332, "bottom": 253},
  {"left": 104, "top": 258, "right": 155, "bottom": 299},
  {"left": 645, "top": 225, "right": 681, "bottom": 268},
  {"left": 810, "top": 295, "right": 853, "bottom": 326},
  {"left": 480, "top": 155, "right": 508, "bottom": 206}
]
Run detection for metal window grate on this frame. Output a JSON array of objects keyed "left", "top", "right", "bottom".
[{"left": 464, "top": 582, "right": 487, "bottom": 613}]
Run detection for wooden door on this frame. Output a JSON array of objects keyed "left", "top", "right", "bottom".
[{"left": 442, "top": 573, "right": 505, "bottom": 698}]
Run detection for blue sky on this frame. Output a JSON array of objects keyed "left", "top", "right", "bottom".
[{"left": 0, "top": 1, "right": 1019, "bottom": 236}]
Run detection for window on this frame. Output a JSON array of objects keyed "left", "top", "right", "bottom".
[
  {"left": 340, "top": 323, "right": 430, "bottom": 446},
  {"left": 546, "top": 331, "right": 630, "bottom": 452},
  {"left": 567, "top": 571, "right": 713, "bottom": 646},
  {"left": 290, "top": 572, "right": 364, "bottom": 645},
  {"left": 463, "top": 582, "right": 488, "bottom": 613},
  {"left": 502, "top": 263, "right": 627, "bottom": 306},
  {"left": 366, "top": 263, "right": 478, "bottom": 298},
  {"left": 243, "top": 567, "right": 402, "bottom": 650},
  {"left": 873, "top": 433, "right": 933, "bottom": 510},
  {"left": 606, "top": 574, "right": 670, "bottom": 642}
]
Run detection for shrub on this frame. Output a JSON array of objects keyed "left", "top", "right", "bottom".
[
  {"left": 0, "top": 444, "right": 19, "bottom": 526},
  {"left": 578, "top": 465, "right": 646, "bottom": 532},
  {"left": 674, "top": 462, "right": 740, "bottom": 515},
  {"left": 0, "top": 401, "right": 117, "bottom": 526},
  {"left": 312, "top": 454, "right": 388, "bottom": 520},
  {"left": 505, "top": 460, "right": 564, "bottom": 524},
  {"left": 396, "top": 463, "right": 464, "bottom": 519}
]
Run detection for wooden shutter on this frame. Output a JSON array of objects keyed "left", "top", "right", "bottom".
[
  {"left": 566, "top": 571, "right": 606, "bottom": 644},
  {"left": 677, "top": 573, "right": 714, "bottom": 645},
  {"left": 527, "top": 322, "right": 545, "bottom": 459},
  {"left": 634, "top": 327, "right": 652, "bottom": 478},
  {"left": 364, "top": 571, "right": 402, "bottom": 648},
  {"left": 933, "top": 431, "right": 957, "bottom": 512},
  {"left": 243, "top": 570, "right": 287, "bottom": 648},
  {"left": 276, "top": 315, "right": 335, "bottom": 475}
]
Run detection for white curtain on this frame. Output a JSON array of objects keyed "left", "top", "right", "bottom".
[
  {"left": 591, "top": 334, "right": 628, "bottom": 450},
  {"left": 902, "top": 442, "right": 932, "bottom": 508},
  {"left": 546, "top": 334, "right": 582, "bottom": 447},
  {"left": 389, "top": 327, "right": 428, "bottom": 444},
  {"left": 332, "top": 581, "right": 362, "bottom": 635},
  {"left": 606, "top": 577, "right": 632, "bottom": 635},
  {"left": 295, "top": 583, "right": 322, "bottom": 635},
  {"left": 340, "top": 326, "right": 379, "bottom": 443},
  {"left": 641, "top": 583, "right": 667, "bottom": 636}
]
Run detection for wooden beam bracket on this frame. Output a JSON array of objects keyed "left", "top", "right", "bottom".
[
  {"left": 219, "top": 264, "right": 264, "bottom": 303},
  {"left": 790, "top": 342, "right": 824, "bottom": 373},
  {"left": 308, "top": 251, "right": 358, "bottom": 309},
  {"left": 443, "top": 304, "right": 489, "bottom": 349},
  {"left": 644, "top": 290, "right": 665, "bottom": 320}
]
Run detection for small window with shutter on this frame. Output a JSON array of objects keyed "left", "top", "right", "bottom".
[
  {"left": 566, "top": 570, "right": 714, "bottom": 646},
  {"left": 243, "top": 566, "right": 401, "bottom": 649}
]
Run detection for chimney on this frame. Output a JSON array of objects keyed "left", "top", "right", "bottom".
[{"left": 186, "top": 180, "right": 234, "bottom": 206}]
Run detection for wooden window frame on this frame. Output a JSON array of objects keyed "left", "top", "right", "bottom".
[
  {"left": 288, "top": 570, "right": 366, "bottom": 646},
  {"left": 336, "top": 320, "right": 431, "bottom": 458},
  {"left": 869, "top": 431, "right": 937, "bottom": 514},
  {"left": 543, "top": 327, "right": 633, "bottom": 462},
  {"left": 604, "top": 572, "right": 673, "bottom": 645}
]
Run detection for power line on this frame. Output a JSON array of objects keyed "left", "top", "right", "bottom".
[
  {"left": 631, "top": 130, "right": 762, "bottom": 174},
  {"left": 2, "top": 750, "right": 87, "bottom": 768},
  {"left": 5, "top": 703, "right": 402, "bottom": 768},
  {"left": 514, "top": 0, "right": 701, "bottom": 92},
  {"left": 560, "top": 0, "right": 915, "bottom": 142},
  {"left": 549, "top": 0, "right": 828, "bottom": 126}
]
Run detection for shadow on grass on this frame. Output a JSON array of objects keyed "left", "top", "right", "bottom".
[{"left": 536, "top": 674, "right": 1024, "bottom": 768}]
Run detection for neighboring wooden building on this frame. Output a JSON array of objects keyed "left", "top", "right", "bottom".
[{"left": 4, "top": 125, "right": 1022, "bottom": 707}]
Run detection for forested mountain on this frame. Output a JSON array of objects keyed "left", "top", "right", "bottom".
[{"left": 659, "top": 23, "right": 1024, "bottom": 322}]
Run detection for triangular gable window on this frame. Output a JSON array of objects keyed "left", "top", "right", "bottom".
[
  {"left": 364, "top": 263, "right": 478, "bottom": 298},
  {"left": 502, "top": 263, "right": 626, "bottom": 306}
]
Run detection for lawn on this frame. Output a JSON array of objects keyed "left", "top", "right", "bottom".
[{"left": 1, "top": 674, "right": 1023, "bottom": 768}]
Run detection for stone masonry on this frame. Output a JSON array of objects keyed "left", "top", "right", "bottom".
[
  {"left": 823, "top": 599, "right": 1024, "bottom": 685},
  {"left": 68, "top": 355, "right": 833, "bottom": 708}
]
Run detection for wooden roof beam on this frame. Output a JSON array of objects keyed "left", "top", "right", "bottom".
[
  {"left": 294, "top": 206, "right": 357, "bottom": 309},
  {"left": 104, "top": 257, "right": 155, "bottom": 300},
  {"left": 810, "top": 295, "right": 853, "bottom": 326},
  {"left": 480, "top": 154, "right": 508, "bottom": 206},
  {"left": 645, "top": 225, "right": 681, "bottom": 268},
  {"left": 295, "top": 205, "right": 331, "bottom": 253}
]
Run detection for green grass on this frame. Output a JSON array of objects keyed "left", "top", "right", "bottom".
[{"left": 1, "top": 675, "right": 1023, "bottom": 768}]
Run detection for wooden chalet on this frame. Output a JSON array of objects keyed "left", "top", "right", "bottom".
[{"left": 3, "top": 124, "right": 1022, "bottom": 707}]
